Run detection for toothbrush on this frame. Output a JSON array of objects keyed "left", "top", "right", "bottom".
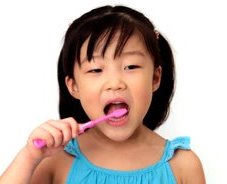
[
  {"left": 78, "top": 108, "right": 127, "bottom": 134},
  {"left": 33, "top": 108, "right": 127, "bottom": 148}
]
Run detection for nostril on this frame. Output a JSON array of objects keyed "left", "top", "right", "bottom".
[{"left": 105, "top": 79, "right": 127, "bottom": 91}]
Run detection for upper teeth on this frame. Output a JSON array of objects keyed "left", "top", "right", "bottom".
[{"left": 111, "top": 102, "right": 122, "bottom": 104}]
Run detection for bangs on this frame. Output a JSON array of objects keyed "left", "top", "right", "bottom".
[
  {"left": 63, "top": 5, "right": 158, "bottom": 77},
  {"left": 75, "top": 14, "right": 136, "bottom": 64},
  {"left": 59, "top": 5, "right": 174, "bottom": 130}
]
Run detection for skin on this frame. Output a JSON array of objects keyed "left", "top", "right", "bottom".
[
  {"left": 0, "top": 33, "right": 206, "bottom": 184},
  {"left": 66, "top": 33, "right": 162, "bottom": 142}
]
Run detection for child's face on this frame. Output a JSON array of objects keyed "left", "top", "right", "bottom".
[{"left": 66, "top": 33, "right": 161, "bottom": 141}]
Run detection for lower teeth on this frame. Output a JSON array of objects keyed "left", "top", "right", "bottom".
[{"left": 109, "top": 116, "right": 125, "bottom": 122}]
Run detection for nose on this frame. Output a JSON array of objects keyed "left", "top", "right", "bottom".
[{"left": 104, "top": 73, "right": 127, "bottom": 91}]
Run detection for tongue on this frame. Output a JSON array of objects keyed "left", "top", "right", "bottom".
[{"left": 106, "top": 104, "right": 127, "bottom": 115}]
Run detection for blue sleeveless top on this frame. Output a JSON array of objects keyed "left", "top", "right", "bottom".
[{"left": 64, "top": 136, "right": 190, "bottom": 184}]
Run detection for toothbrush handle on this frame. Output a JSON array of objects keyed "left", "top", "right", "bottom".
[
  {"left": 33, "top": 114, "right": 113, "bottom": 148},
  {"left": 78, "top": 114, "right": 112, "bottom": 134},
  {"left": 78, "top": 121, "right": 93, "bottom": 134},
  {"left": 33, "top": 121, "right": 93, "bottom": 148},
  {"left": 33, "top": 139, "right": 46, "bottom": 149}
]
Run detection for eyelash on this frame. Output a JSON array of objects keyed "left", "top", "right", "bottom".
[
  {"left": 87, "top": 68, "right": 102, "bottom": 73},
  {"left": 124, "top": 65, "right": 140, "bottom": 70},
  {"left": 87, "top": 65, "right": 140, "bottom": 73}
]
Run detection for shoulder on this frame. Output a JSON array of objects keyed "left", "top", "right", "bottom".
[
  {"left": 170, "top": 149, "right": 206, "bottom": 184},
  {"left": 52, "top": 150, "right": 74, "bottom": 183},
  {"left": 31, "top": 150, "right": 74, "bottom": 184}
]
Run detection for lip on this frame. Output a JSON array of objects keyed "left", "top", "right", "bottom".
[
  {"left": 103, "top": 97, "right": 130, "bottom": 127},
  {"left": 104, "top": 97, "right": 129, "bottom": 107},
  {"left": 106, "top": 113, "right": 129, "bottom": 127}
]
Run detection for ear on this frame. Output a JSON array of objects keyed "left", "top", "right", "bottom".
[
  {"left": 65, "top": 76, "right": 80, "bottom": 99},
  {"left": 152, "top": 66, "right": 162, "bottom": 92}
]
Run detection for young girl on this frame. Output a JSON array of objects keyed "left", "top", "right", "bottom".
[{"left": 0, "top": 5, "right": 205, "bottom": 184}]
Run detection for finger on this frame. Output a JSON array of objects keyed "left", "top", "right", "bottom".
[
  {"left": 47, "top": 120, "right": 74, "bottom": 145},
  {"left": 40, "top": 123, "right": 64, "bottom": 147},
  {"left": 61, "top": 117, "right": 79, "bottom": 138},
  {"left": 29, "top": 127, "right": 55, "bottom": 148}
]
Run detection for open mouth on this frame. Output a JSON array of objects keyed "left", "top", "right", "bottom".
[
  {"left": 104, "top": 102, "right": 129, "bottom": 114},
  {"left": 104, "top": 102, "right": 129, "bottom": 122},
  {"left": 104, "top": 102, "right": 129, "bottom": 127}
]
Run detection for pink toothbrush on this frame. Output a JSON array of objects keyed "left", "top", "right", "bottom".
[
  {"left": 33, "top": 108, "right": 127, "bottom": 148},
  {"left": 78, "top": 108, "right": 127, "bottom": 134}
]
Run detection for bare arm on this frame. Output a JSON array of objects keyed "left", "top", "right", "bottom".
[
  {"left": 0, "top": 118, "right": 78, "bottom": 184},
  {"left": 182, "top": 150, "right": 206, "bottom": 184},
  {"left": 0, "top": 148, "right": 42, "bottom": 184},
  {"left": 170, "top": 150, "right": 206, "bottom": 184}
]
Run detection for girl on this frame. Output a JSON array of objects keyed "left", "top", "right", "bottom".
[{"left": 0, "top": 5, "right": 205, "bottom": 184}]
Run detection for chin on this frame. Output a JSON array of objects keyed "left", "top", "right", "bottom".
[{"left": 104, "top": 130, "right": 134, "bottom": 142}]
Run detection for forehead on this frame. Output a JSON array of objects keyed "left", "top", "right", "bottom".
[
  {"left": 80, "top": 32, "right": 148, "bottom": 61},
  {"left": 118, "top": 33, "right": 147, "bottom": 51}
]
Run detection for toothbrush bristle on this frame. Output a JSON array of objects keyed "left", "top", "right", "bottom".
[{"left": 112, "top": 108, "right": 127, "bottom": 117}]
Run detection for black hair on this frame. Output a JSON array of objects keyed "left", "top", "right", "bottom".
[{"left": 57, "top": 5, "right": 175, "bottom": 130}]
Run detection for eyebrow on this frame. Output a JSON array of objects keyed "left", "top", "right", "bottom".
[
  {"left": 120, "top": 50, "right": 145, "bottom": 57},
  {"left": 80, "top": 50, "right": 145, "bottom": 64},
  {"left": 80, "top": 57, "right": 89, "bottom": 64}
]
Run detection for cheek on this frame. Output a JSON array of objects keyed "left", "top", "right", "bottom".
[
  {"left": 136, "top": 88, "right": 153, "bottom": 114},
  {"left": 77, "top": 82, "right": 101, "bottom": 119},
  {"left": 130, "top": 74, "right": 153, "bottom": 99},
  {"left": 130, "top": 80, "right": 153, "bottom": 117}
]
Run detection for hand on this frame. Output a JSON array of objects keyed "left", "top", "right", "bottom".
[{"left": 25, "top": 117, "right": 79, "bottom": 160}]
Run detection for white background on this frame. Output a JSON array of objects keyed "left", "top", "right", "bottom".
[{"left": 0, "top": 0, "right": 226, "bottom": 183}]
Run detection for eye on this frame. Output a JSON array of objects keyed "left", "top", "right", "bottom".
[
  {"left": 87, "top": 68, "right": 102, "bottom": 73},
  {"left": 124, "top": 65, "right": 140, "bottom": 70}
]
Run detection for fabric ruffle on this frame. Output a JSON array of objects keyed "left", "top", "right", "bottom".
[
  {"left": 64, "top": 136, "right": 191, "bottom": 184},
  {"left": 164, "top": 136, "right": 190, "bottom": 162}
]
